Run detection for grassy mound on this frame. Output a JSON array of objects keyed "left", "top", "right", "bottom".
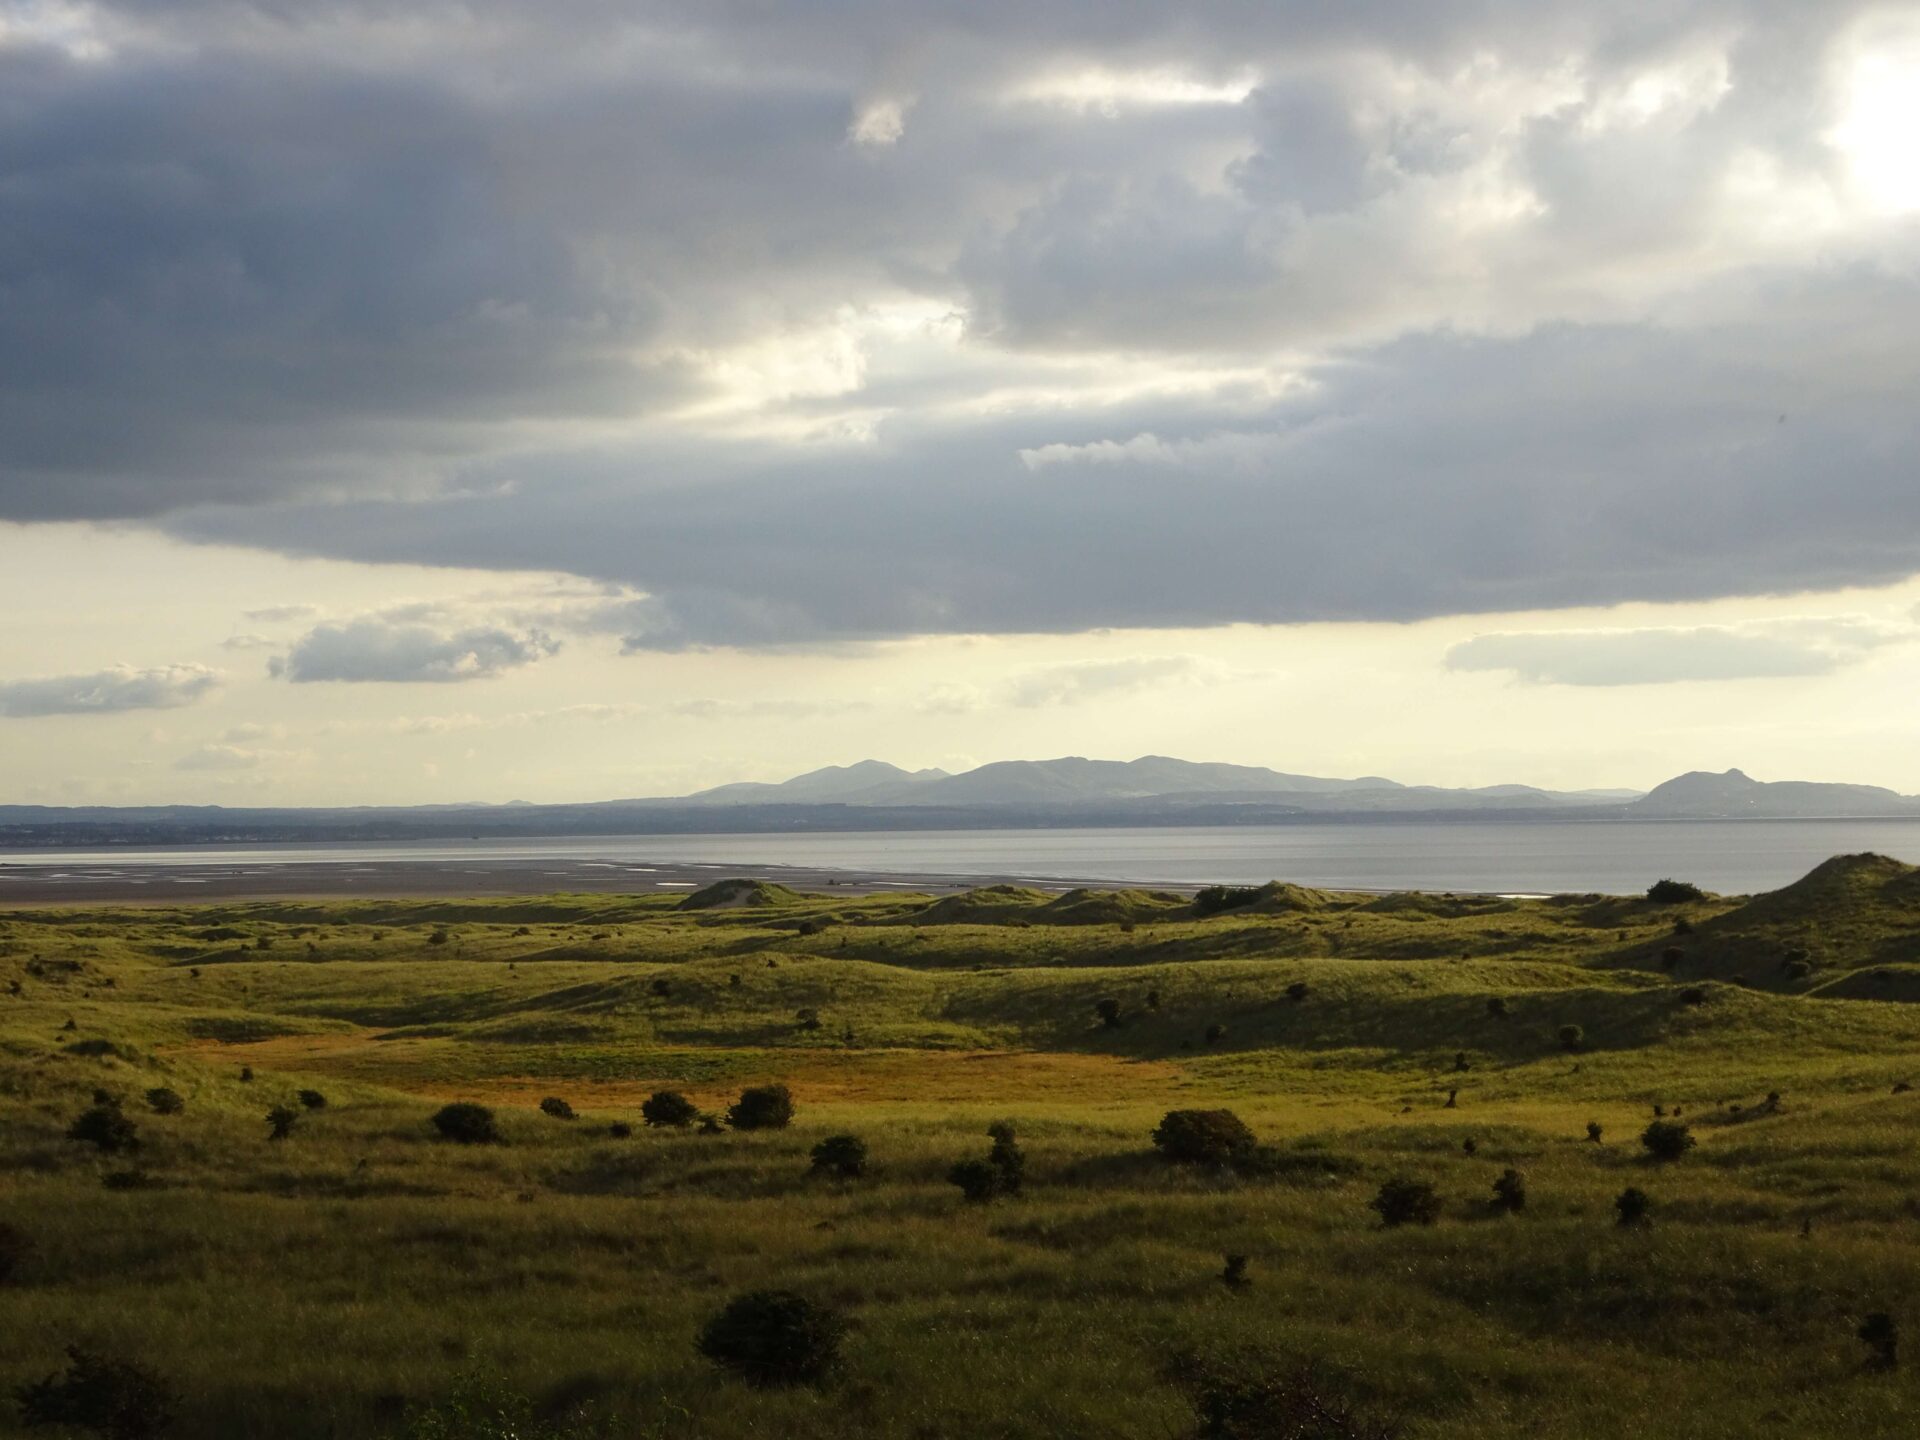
[
  {"left": 901, "top": 886, "right": 1052, "bottom": 924},
  {"left": 1033, "top": 888, "right": 1188, "bottom": 926},
  {"left": 677, "top": 878, "right": 807, "bottom": 912}
]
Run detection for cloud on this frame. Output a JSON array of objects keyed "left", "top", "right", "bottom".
[
  {"left": 0, "top": 664, "right": 220, "bottom": 717},
  {"left": 1004, "top": 655, "right": 1244, "bottom": 707},
  {"left": 5, "top": 1, "right": 1920, "bottom": 647},
  {"left": 270, "top": 618, "right": 560, "bottom": 683},
  {"left": 174, "top": 743, "right": 267, "bottom": 771},
  {"left": 221, "top": 634, "right": 277, "bottom": 651},
  {"left": 1445, "top": 617, "right": 1913, "bottom": 686},
  {"left": 240, "top": 604, "right": 321, "bottom": 624}
]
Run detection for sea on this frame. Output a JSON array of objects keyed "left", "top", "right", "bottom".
[{"left": 6, "top": 819, "right": 1920, "bottom": 896}]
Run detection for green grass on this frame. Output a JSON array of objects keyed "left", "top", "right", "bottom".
[{"left": 4, "top": 861, "right": 1920, "bottom": 1436}]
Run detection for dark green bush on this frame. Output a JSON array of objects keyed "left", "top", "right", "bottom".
[
  {"left": 1679, "top": 986, "right": 1707, "bottom": 1006},
  {"left": 1647, "top": 878, "right": 1705, "bottom": 904},
  {"left": 16, "top": 1345, "right": 174, "bottom": 1438},
  {"left": 1094, "top": 997, "right": 1123, "bottom": 1029},
  {"left": 1641, "top": 1120, "right": 1695, "bottom": 1161},
  {"left": 1204, "top": 1023, "right": 1227, "bottom": 1046},
  {"left": 296, "top": 1089, "right": 327, "bottom": 1111},
  {"left": 1152, "top": 1109, "right": 1257, "bottom": 1165},
  {"left": 67, "top": 1105, "right": 138, "bottom": 1154},
  {"left": 144, "top": 1088, "right": 183, "bottom": 1116},
  {"left": 809, "top": 1134, "right": 867, "bottom": 1178},
  {"left": 727, "top": 1084, "right": 794, "bottom": 1131},
  {"left": 1485, "top": 997, "right": 1509, "bottom": 1019},
  {"left": 607, "top": 1121, "right": 633, "bottom": 1139},
  {"left": 1859, "top": 1312, "right": 1899, "bottom": 1370},
  {"left": 1369, "top": 1177, "right": 1442, "bottom": 1228},
  {"left": 1286, "top": 981, "right": 1310, "bottom": 1004},
  {"left": 948, "top": 1158, "right": 1001, "bottom": 1203},
  {"left": 538, "top": 1097, "right": 576, "bottom": 1121},
  {"left": 1615, "top": 1186, "right": 1651, "bottom": 1227},
  {"left": 431, "top": 1102, "right": 500, "bottom": 1144},
  {"left": 265, "top": 1105, "right": 299, "bottom": 1140},
  {"left": 1557, "top": 1024, "right": 1584, "bottom": 1051},
  {"left": 1220, "top": 1254, "right": 1249, "bottom": 1289},
  {"left": 696, "top": 1290, "right": 845, "bottom": 1387},
  {"left": 987, "top": 1120, "right": 1025, "bottom": 1194},
  {"left": 649, "top": 978, "right": 672, "bottom": 998},
  {"left": 641, "top": 1091, "right": 698, "bottom": 1128},
  {"left": 1491, "top": 1168, "right": 1527, "bottom": 1214},
  {"left": 1586, "top": 1121, "right": 1603, "bottom": 1143}
]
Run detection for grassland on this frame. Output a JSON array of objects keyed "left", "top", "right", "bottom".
[{"left": 4, "top": 860, "right": 1920, "bottom": 1437}]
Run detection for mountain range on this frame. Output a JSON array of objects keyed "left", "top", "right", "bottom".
[{"left": 3, "top": 760, "right": 1916, "bottom": 848}]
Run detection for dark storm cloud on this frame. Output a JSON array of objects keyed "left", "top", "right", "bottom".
[{"left": 5, "top": 1, "right": 1917, "bottom": 638}]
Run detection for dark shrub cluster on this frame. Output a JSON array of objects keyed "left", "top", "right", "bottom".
[
  {"left": 641, "top": 1090, "right": 698, "bottom": 1128},
  {"left": 1615, "top": 1186, "right": 1652, "bottom": 1228},
  {"left": 948, "top": 1158, "right": 1001, "bottom": 1203},
  {"left": 727, "top": 1084, "right": 794, "bottom": 1131},
  {"left": 1641, "top": 1120, "right": 1695, "bottom": 1161},
  {"left": 296, "top": 1089, "right": 327, "bottom": 1111},
  {"left": 1647, "top": 878, "right": 1705, "bottom": 904},
  {"left": 949, "top": 1121, "right": 1025, "bottom": 1202},
  {"left": 1094, "top": 997, "right": 1123, "bottom": 1029},
  {"left": 68, "top": 1103, "right": 138, "bottom": 1155},
  {"left": 1369, "top": 1178, "right": 1442, "bottom": 1228},
  {"left": 696, "top": 1290, "right": 845, "bottom": 1387},
  {"left": 1490, "top": 1168, "right": 1527, "bottom": 1214},
  {"left": 1286, "top": 981, "right": 1310, "bottom": 1004},
  {"left": 144, "top": 1088, "right": 183, "bottom": 1117},
  {"left": 1586, "top": 1121, "right": 1604, "bottom": 1144},
  {"left": 607, "top": 1121, "right": 633, "bottom": 1139},
  {"left": 16, "top": 1345, "right": 174, "bottom": 1438},
  {"left": 265, "top": 1105, "right": 299, "bottom": 1141},
  {"left": 1152, "top": 1109, "right": 1257, "bottom": 1166},
  {"left": 431, "top": 1102, "right": 500, "bottom": 1144},
  {"left": 1557, "top": 1024, "right": 1584, "bottom": 1052},
  {"left": 539, "top": 1097, "right": 576, "bottom": 1121},
  {"left": 809, "top": 1134, "right": 868, "bottom": 1179}
]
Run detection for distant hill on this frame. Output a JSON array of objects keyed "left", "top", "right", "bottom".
[{"left": 1632, "top": 768, "right": 1920, "bottom": 819}]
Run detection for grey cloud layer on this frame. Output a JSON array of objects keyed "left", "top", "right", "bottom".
[
  {"left": 1446, "top": 617, "right": 1914, "bottom": 685},
  {"left": 6, "top": 1, "right": 1919, "bottom": 640},
  {"left": 270, "top": 619, "right": 560, "bottom": 683},
  {"left": 0, "top": 664, "right": 220, "bottom": 716}
]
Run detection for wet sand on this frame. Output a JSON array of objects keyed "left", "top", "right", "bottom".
[{"left": 0, "top": 856, "right": 1104, "bottom": 905}]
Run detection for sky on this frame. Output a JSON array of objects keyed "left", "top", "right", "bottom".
[{"left": 3, "top": 0, "right": 1920, "bottom": 806}]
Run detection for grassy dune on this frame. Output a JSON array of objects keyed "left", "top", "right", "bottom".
[{"left": 4, "top": 860, "right": 1920, "bottom": 1436}]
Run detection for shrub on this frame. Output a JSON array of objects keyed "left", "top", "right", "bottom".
[
  {"left": 1094, "top": 997, "right": 1123, "bottom": 1029},
  {"left": 1647, "top": 878, "right": 1705, "bottom": 904},
  {"left": 696, "top": 1290, "right": 845, "bottom": 1387},
  {"left": 265, "top": 1105, "right": 299, "bottom": 1140},
  {"left": 1145, "top": 988, "right": 1163, "bottom": 1011},
  {"left": 67, "top": 1105, "right": 138, "bottom": 1154},
  {"left": 0, "top": 1222, "right": 28, "bottom": 1284},
  {"left": 16, "top": 1346, "right": 174, "bottom": 1438},
  {"left": 948, "top": 1158, "right": 1001, "bottom": 1203},
  {"left": 1785, "top": 959, "right": 1813, "bottom": 981},
  {"left": 1586, "top": 1121, "right": 1604, "bottom": 1144},
  {"left": 698, "top": 1115, "right": 725, "bottom": 1135},
  {"left": 1641, "top": 1120, "right": 1695, "bottom": 1161},
  {"left": 1452, "top": 1051, "right": 1469, "bottom": 1072},
  {"left": 538, "top": 1097, "right": 576, "bottom": 1121},
  {"left": 1859, "top": 1312, "right": 1899, "bottom": 1370},
  {"left": 987, "top": 1120, "right": 1025, "bottom": 1194},
  {"left": 795, "top": 1008, "right": 822, "bottom": 1032},
  {"left": 1220, "top": 1253, "right": 1249, "bottom": 1289},
  {"left": 1461, "top": 1138, "right": 1477, "bottom": 1156},
  {"left": 1286, "top": 981, "right": 1310, "bottom": 1004},
  {"left": 1204, "top": 1023, "right": 1227, "bottom": 1046},
  {"left": 1485, "top": 997, "right": 1509, "bottom": 1020},
  {"left": 1491, "top": 1168, "right": 1527, "bottom": 1214},
  {"left": 607, "top": 1121, "right": 633, "bottom": 1139},
  {"left": 1557, "top": 1024, "right": 1584, "bottom": 1052},
  {"left": 427, "top": 930, "right": 450, "bottom": 946},
  {"left": 649, "top": 977, "right": 672, "bottom": 998},
  {"left": 1370, "top": 1178, "right": 1442, "bottom": 1228},
  {"left": 641, "top": 1090, "right": 698, "bottom": 1128},
  {"left": 144, "top": 1088, "right": 183, "bottom": 1116},
  {"left": 810, "top": 1134, "right": 868, "bottom": 1179},
  {"left": 727, "top": 1084, "right": 794, "bottom": 1131},
  {"left": 238, "top": 1066, "right": 253, "bottom": 1083},
  {"left": 431, "top": 1102, "right": 500, "bottom": 1144},
  {"left": 1153, "top": 1109, "right": 1257, "bottom": 1165},
  {"left": 1615, "top": 1186, "right": 1652, "bottom": 1228},
  {"left": 1678, "top": 984, "right": 1708, "bottom": 1006},
  {"left": 296, "top": 1089, "right": 327, "bottom": 1111}
]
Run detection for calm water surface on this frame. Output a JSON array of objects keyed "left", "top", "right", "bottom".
[{"left": 6, "top": 820, "right": 1920, "bottom": 895}]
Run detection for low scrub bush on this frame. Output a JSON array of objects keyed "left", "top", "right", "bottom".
[
  {"left": 144, "top": 1088, "right": 183, "bottom": 1116},
  {"left": 641, "top": 1091, "right": 698, "bottom": 1128},
  {"left": 265, "top": 1105, "right": 299, "bottom": 1140},
  {"left": 1641, "top": 1120, "right": 1695, "bottom": 1162},
  {"left": 1647, "top": 878, "right": 1705, "bottom": 904},
  {"left": 727, "top": 1084, "right": 794, "bottom": 1131},
  {"left": 538, "top": 1097, "right": 576, "bottom": 1121},
  {"left": 1192, "top": 884, "right": 1263, "bottom": 917},
  {"left": 67, "top": 1104, "right": 138, "bottom": 1155},
  {"left": 16, "top": 1345, "right": 174, "bottom": 1438},
  {"left": 809, "top": 1134, "right": 868, "bottom": 1179},
  {"left": 1490, "top": 1168, "right": 1527, "bottom": 1214},
  {"left": 1615, "top": 1187, "right": 1652, "bottom": 1227},
  {"left": 1153, "top": 1109, "right": 1257, "bottom": 1165},
  {"left": 431, "top": 1102, "right": 500, "bottom": 1145},
  {"left": 296, "top": 1089, "right": 327, "bottom": 1111},
  {"left": 696, "top": 1290, "right": 845, "bottom": 1387},
  {"left": 1369, "top": 1178, "right": 1442, "bottom": 1228},
  {"left": 948, "top": 1158, "right": 1001, "bottom": 1203}
]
